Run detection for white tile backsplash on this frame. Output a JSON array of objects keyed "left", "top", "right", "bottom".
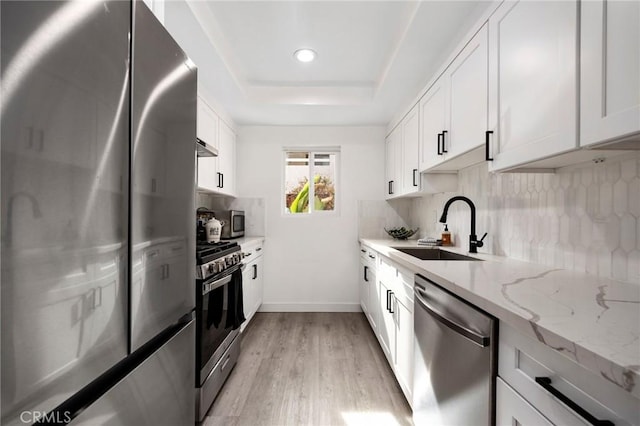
[
  {"left": 357, "top": 198, "right": 412, "bottom": 239},
  {"left": 196, "top": 194, "right": 266, "bottom": 236},
  {"left": 408, "top": 152, "right": 640, "bottom": 284}
]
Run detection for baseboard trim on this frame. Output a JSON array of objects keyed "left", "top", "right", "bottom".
[{"left": 258, "top": 303, "right": 362, "bottom": 313}]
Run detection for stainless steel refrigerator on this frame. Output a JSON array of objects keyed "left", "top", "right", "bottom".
[{"left": 1, "top": 1, "right": 196, "bottom": 424}]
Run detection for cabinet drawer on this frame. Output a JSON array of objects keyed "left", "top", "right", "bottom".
[
  {"left": 378, "top": 255, "right": 397, "bottom": 281},
  {"left": 241, "top": 241, "right": 263, "bottom": 261},
  {"left": 497, "top": 378, "right": 553, "bottom": 426},
  {"left": 499, "top": 323, "right": 638, "bottom": 426},
  {"left": 395, "top": 267, "right": 414, "bottom": 308}
]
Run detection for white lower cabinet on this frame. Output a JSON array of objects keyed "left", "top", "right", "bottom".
[
  {"left": 359, "top": 246, "right": 379, "bottom": 334},
  {"left": 498, "top": 323, "right": 639, "bottom": 426},
  {"left": 360, "top": 246, "right": 414, "bottom": 406},
  {"left": 240, "top": 241, "right": 264, "bottom": 332},
  {"left": 378, "top": 279, "right": 395, "bottom": 361},
  {"left": 497, "top": 378, "right": 553, "bottom": 426},
  {"left": 393, "top": 290, "right": 413, "bottom": 398}
]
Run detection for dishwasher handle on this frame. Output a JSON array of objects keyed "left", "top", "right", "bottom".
[{"left": 414, "top": 286, "right": 491, "bottom": 348}]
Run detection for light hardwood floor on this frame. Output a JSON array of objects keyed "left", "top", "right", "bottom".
[{"left": 203, "top": 312, "right": 413, "bottom": 426}]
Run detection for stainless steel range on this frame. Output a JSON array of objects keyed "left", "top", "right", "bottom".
[{"left": 195, "top": 241, "right": 245, "bottom": 421}]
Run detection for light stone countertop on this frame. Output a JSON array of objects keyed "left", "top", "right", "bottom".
[
  {"left": 360, "top": 238, "right": 640, "bottom": 399},
  {"left": 234, "top": 236, "right": 265, "bottom": 249}
]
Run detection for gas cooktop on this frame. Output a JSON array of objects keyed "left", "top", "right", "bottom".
[{"left": 196, "top": 241, "right": 239, "bottom": 265}]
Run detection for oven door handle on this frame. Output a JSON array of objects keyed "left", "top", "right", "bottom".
[{"left": 202, "top": 264, "right": 245, "bottom": 296}]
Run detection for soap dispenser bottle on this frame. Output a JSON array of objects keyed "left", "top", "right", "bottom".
[{"left": 441, "top": 224, "right": 451, "bottom": 246}]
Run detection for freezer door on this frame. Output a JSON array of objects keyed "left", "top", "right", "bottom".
[
  {"left": 1, "top": 1, "right": 130, "bottom": 422},
  {"left": 130, "top": 1, "right": 197, "bottom": 351},
  {"left": 72, "top": 319, "right": 195, "bottom": 426}
]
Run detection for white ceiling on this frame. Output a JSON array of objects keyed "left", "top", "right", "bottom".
[{"left": 174, "top": 1, "right": 493, "bottom": 126}]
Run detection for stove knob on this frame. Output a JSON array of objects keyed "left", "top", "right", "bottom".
[
  {"left": 216, "top": 260, "right": 225, "bottom": 271},
  {"left": 208, "top": 264, "right": 215, "bottom": 274}
]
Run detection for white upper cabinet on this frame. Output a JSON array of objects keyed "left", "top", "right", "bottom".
[
  {"left": 217, "top": 120, "right": 236, "bottom": 197},
  {"left": 445, "top": 24, "right": 488, "bottom": 160},
  {"left": 197, "top": 96, "right": 236, "bottom": 196},
  {"left": 196, "top": 97, "right": 219, "bottom": 193},
  {"left": 419, "top": 80, "right": 447, "bottom": 172},
  {"left": 581, "top": 0, "right": 640, "bottom": 148},
  {"left": 385, "top": 125, "right": 402, "bottom": 198},
  {"left": 197, "top": 96, "right": 218, "bottom": 151},
  {"left": 401, "top": 105, "right": 421, "bottom": 195},
  {"left": 487, "top": 0, "right": 579, "bottom": 171},
  {"left": 419, "top": 24, "right": 488, "bottom": 173}
]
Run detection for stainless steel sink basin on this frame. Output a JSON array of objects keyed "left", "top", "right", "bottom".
[{"left": 392, "top": 247, "right": 482, "bottom": 261}]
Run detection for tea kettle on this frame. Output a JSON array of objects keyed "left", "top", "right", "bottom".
[{"left": 205, "top": 217, "right": 225, "bottom": 243}]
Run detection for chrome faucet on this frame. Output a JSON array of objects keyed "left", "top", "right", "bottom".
[
  {"left": 439, "top": 196, "right": 486, "bottom": 253},
  {"left": 3, "top": 191, "right": 42, "bottom": 247}
]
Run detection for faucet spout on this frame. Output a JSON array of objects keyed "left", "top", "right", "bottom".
[{"left": 439, "top": 196, "right": 482, "bottom": 253}]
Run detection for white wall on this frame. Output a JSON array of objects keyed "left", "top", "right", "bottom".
[{"left": 236, "top": 126, "right": 385, "bottom": 311}]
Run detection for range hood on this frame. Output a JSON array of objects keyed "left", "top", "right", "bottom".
[{"left": 197, "top": 138, "right": 218, "bottom": 157}]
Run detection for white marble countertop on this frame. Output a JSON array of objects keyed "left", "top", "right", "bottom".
[
  {"left": 360, "top": 238, "right": 640, "bottom": 399},
  {"left": 234, "top": 236, "right": 265, "bottom": 248}
]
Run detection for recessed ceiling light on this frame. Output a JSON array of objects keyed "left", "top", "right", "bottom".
[{"left": 294, "top": 48, "right": 316, "bottom": 63}]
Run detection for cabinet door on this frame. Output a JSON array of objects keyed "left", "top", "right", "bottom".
[
  {"left": 252, "top": 255, "right": 264, "bottom": 314},
  {"left": 581, "top": 0, "right": 640, "bottom": 147},
  {"left": 401, "top": 105, "right": 420, "bottom": 194},
  {"left": 218, "top": 120, "right": 236, "bottom": 196},
  {"left": 385, "top": 125, "right": 401, "bottom": 197},
  {"left": 241, "top": 260, "right": 255, "bottom": 331},
  {"left": 367, "top": 269, "right": 379, "bottom": 334},
  {"left": 488, "top": 0, "right": 578, "bottom": 171},
  {"left": 394, "top": 298, "right": 413, "bottom": 401},
  {"left": 419, "top": 80, "right": 447, "bottom": 171},
  {"left": 445, "top": 23, "right": 488, "bottom": 159},
  {"left": 196, "top": 97, "right": 219, "bottom": 192},
  {"left": 359, "top": 260, "right": 369, "bottom": 315},
  {"left": 496, "top": 378, "right": 554, "bottom": 426},
  {"left": 197, "top": 96, "right": 218, "bottom": 150},
  {"left": 378, "top": 280, "right": 395, "bottom": 362}
]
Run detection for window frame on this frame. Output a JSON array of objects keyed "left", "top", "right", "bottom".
[{"left": 282, "top": 147, "right": 340, "bottom": 217}]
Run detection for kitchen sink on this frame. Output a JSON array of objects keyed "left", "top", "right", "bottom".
[{"left": 392, "top": 247, "right": 482, "bottom": 261}]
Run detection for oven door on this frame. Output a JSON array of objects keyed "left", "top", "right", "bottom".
[{"left": 196, "top": 266, "right": 241, "bottom": 385}]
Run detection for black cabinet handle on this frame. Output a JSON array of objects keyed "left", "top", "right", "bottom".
[
  {"left": 386, "top": 289, "right": 391, "bottom": 311},
  {"left": 412, "top": 169, "right": 418, "bottom": 187},
  {"left": 437, "top": 133, "right": 443, "bottom": 155},
  {"left": 390, "top": 180, "right": 394, "bottom": 195},
  {"left": 389, "top": 292, "right": 394, "bottom": 313},
  {"left": 364, "top": 266, "right": 368, "bottom": 282},
  {"left": 252, "top": 264, "right": 257, "bottom": 280},
  {"left": 220, "top": 173, "right": 224, "bottom": 188},
  {"left": 217, "top": 172, "right": 222, "bottom": 188},
  {"left": 361, "top": 249, "right": 366, "bottom": 253},
  {"left": 534, "top": 377, "right": 613, "bottom": 426},
  {"left": 442, "top": 130, "right": 448, "bottom": 153},
  {"left": 368, "top": 254, "right": 375, "bottom": 259},
  {"left": 485, "top": 131, "right": 493, "bottom": 161},
  {"left": 388, "top": 181, "right": 392, "bottom": 195}
]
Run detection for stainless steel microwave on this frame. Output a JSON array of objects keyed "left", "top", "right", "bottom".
[{"left": 216, "top": 210, "right": 245, "bottom": 239}]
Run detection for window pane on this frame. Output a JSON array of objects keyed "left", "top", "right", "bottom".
[
  {"left": 313, "top": 153, "right": 335, "bottom": 212},
  {"left": 285, "top": 152, "right": 310, "bottom": 214}
]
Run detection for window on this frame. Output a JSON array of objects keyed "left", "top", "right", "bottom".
[{"left": 284, "top": 149, "right": 338, "bottom": 214}]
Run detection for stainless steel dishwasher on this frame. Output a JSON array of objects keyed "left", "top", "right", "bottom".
[{"left": 413, "top": 274, "right": 497, "bottom": 426}]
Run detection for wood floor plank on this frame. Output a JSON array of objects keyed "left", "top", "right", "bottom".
[{"left": 203, "top": 312, "right": 413, "bottom": 426}]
